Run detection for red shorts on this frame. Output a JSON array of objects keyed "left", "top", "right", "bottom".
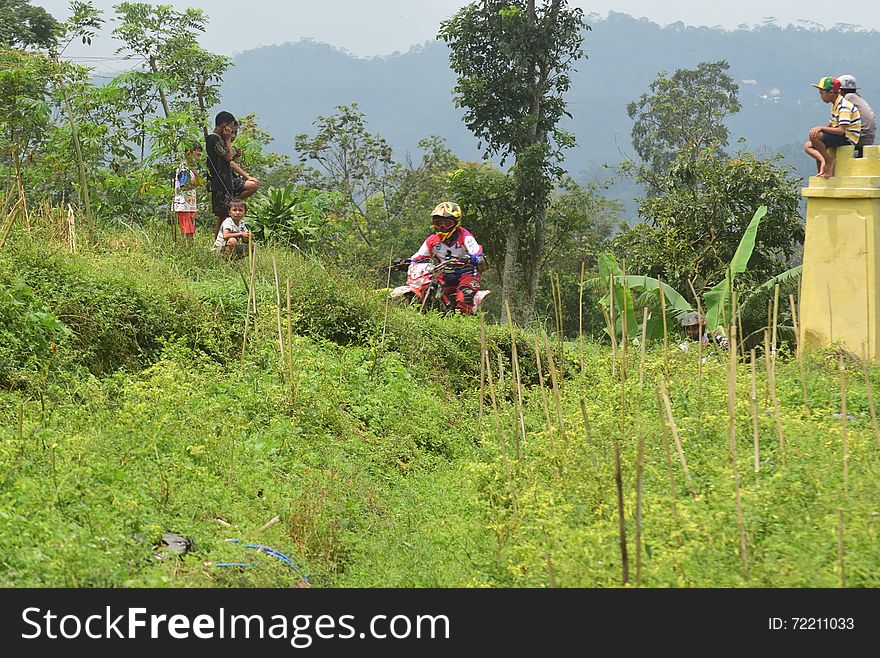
[{"left": 177, "top": 211, "right": 196, "bottom": 234}]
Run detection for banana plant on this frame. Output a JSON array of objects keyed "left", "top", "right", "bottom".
[
  {"left": 591, "top": 253, "right": 692, "bottom": 341},
  {"left": 703, "top": 205, "right": 767, "bottom": 331}
]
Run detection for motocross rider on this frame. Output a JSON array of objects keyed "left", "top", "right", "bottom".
[{"left": 410, "top": 202, "right": 487, "bottom": 314}]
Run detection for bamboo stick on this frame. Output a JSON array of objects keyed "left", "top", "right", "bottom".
[
  {"left": 839, "top": 355, "right": 849, "bottom": 495},
  {"left": 764, "top": 329, "right": 786, "bottom": 465},
  {"left": 272, "top": 256, "right": 284, "bottom": 359},
  {"left": 838, "top": 508, "right": 846, "bottom": 588},
  {"left": 687, "top": 280, "right": 704, "bottom": 400},
  {"left": 479, "top": 317, "right": 487, "bottom": 425},
  {"left": 239, "top": 241, "right": 256, "bottom": 364},
  {"left": 614, "top": 438, "right": 629, "bottom": 585},
  {"left": 772, "top": 283, "right": 780, "bottom": 357},
  {"left": 750, "top": 349, "right": 760, "bottom": 478},
  {"left": 484, "top": 347, "right": 509, "bottom": 477},
  {"left": 635, "top": 430, "right": 645, "bottom": 587},
  {"left": 579, "top": 260, "right": 585, "bottom": 375},
  {"left": 554, "top": 272, "right": 564, "bottom": 385},
  {"left": 728, "top": 321, "right": 749, "bottom": 578},
  {"left": 380, "top": 245, "right": 395, "bottom": 347},
  {"left": 601, "top": 305, "right": 617, "bottom": 380},
  {"left": 655, "top": 389, "right": 678, "bottom": 502},
  {"left": 658, "top": 379, "right": 692, "bottom": 489},
  {"left": 579, "top": 398, "right": 597, "bottom": 469},
  {"left": 535, "top": 337, "right": 555, "bottom": 453},
  {"left": 609, "top": 272, "right": 617, "bottom": 377},
  {"left": 286, "top": 278, "right": 296, "bottom": 407},
  {"left": 639, "top": 306, "right": 648, "bottom": 389},
  {"left": 506, "top": 300, "right": 526, "bottom": 459},
  {"left": 542, "top": 330, "right": 568, "bottom": 448},
  {"left": 0, "top": 197, "right": 21, "bottom": 252},
  {"left": 791, "top": 294, "right": 810, "bottom": 413},
  {"left": 861, "top": 344, "right": 880, "bottom": 449},
  {"left": 659, "top": 278, "right": 669, "bottom": 374}
]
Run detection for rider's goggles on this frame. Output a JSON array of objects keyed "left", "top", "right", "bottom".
[{"left": 432, "top": 217, "right": 456, "bottom": 232}]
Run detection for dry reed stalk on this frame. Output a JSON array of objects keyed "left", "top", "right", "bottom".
[
  {"left": 772, "top": 283, "right": 781, "bottom": 358},
  {"left": 479, "top": 317, "right": 487, "bottom": 425},
  {"left": 259, "top": 516, "right": 280, "bottom": 532},
  {"left": 659, "top": 278, "right": 669, "bottom": 374},
  {"left": 635, "top": 431, "right": 645, "bottom": 587},
  {"left": 750, "top": 349, "right": 760, "bottom": 478},
  {"left": 654, "top": 389, "right": 678, "bottom": 502},
  {"left": 728, "top": 323, "right": 749, "bottom": 578},
  {"left": 545, "top": 553, "right": 557, "bottom": 588},
  {"left": 601, "top": 305, "right": 617, "bottom": 379},
  {"left": 839, "top": 356, "right": 849, "bottom": 494},
  {"left": 614, "top": 439, "right": 629, "bottom": 585},
  {"left": 506, "top": 300, "right": 526, "bottom": 458},
  {"left": 484, "top": 348, "right": 510, "bottom": 478},
  {"left": 554, "top": 273, "right": 565, "bottom": 385},
  {"left": 286, "top": 278, "right": 296, "bottom": 407},
  {"left": 380, "top": 245, "right": 395, "bottom": 348},
  {"left": 0, "top": 197, "right": 21, "bottom": 252},
  {"left": 535, "top": 337, "right": 556, "bottom": 453},
  {"left": 790, "top": 294, "right": 810, "bottom": 413},
  {"left": 579, "top": 398, "right": 598, "bottom": 469},
  {"left": 542, "top": 330, "right": 568, "bottom": 448},
  {"left": 687, "top": 280, "right": 704, "bottom": 399},
  {"left": 620, "top": 263, "right": 629, "bottom": 382},
  {"left": 66, "top": 204, "right": 77, "bottom": 253},
  {"left": 239, "top": 241, "right": 256, "bottom": 365},
  {"left": 579, "top": 260, "right": 585, "bottom": 374},
  {"left": 861, "top": 344, "right": 880, "bottom": 449},
  {"left": 838, "top": 508, "right": 846, "bottom": 588},
  {"left": 272, "top": 256, "right": 284, "bottom": 359},
  {"left": 498, "top": 352, "right": 505, "bottom": 388},
  {"left": 639, "top": 306, "right": 648, "bottom": 388},
  {"left": 764, "top": 330, "right": 786, "bottom": 465},
  {"left": 658, "top": 379, "right": 692, "bottom": 489}
]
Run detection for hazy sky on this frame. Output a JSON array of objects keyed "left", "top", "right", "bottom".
[{"left": 35, "top": 0, "right": 876, "bottom": 73}]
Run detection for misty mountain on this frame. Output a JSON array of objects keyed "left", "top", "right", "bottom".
[{"left": 219, "top": 12, "right": 880, "bottom": 214}]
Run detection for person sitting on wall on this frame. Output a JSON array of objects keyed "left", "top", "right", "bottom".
[
  {"left": 837, "top": 74, "right": 875, "bottom": 152},
  {"left": 804, "top": 76, "right": 862, "bottom": 179}
]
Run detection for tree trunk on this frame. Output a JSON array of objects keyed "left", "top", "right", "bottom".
[
  {"left": 501, "top": 219, "right": 521, "bottom": 324},
  {"left": 523, "top": 206, "right": 547, "bottom": 321},
  {"left": 148, "top": 54, "right": 171, "bottom": 118}
]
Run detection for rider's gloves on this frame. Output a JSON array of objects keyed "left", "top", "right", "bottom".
[{"left": 469, "top": 254, "right": 483, "bottom": 266}]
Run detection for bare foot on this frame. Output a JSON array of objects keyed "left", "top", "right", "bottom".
[{"left": 819, "top": 158, "right": 836, "bottom": 179}]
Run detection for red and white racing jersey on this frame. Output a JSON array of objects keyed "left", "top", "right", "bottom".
[{"left": 411, "top": 228, "right": 483, "bottom": 263}]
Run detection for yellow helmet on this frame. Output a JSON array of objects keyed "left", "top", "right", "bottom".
[{"left": 431, "top": 202, "right": 462, "bottom": 240}]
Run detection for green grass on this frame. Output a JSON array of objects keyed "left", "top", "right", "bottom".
[{"left": 1, "top": 222, "right": 879, "bottom": 587}]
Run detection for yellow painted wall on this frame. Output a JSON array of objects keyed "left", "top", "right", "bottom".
[{"left": 801, "top": 145, "right": 880, "bottom": 357}]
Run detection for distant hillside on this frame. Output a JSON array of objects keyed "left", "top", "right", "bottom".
[{"left": 220, "top": 12, "right": 880, "bottom": 210}]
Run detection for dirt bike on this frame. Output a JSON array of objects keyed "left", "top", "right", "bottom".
[{"left": 389, "top": 257, "right": 490, "bottom": 314}]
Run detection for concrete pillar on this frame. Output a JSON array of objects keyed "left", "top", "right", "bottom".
[{"left": 800, "top": 145, "right": 880, "bottom": 358}]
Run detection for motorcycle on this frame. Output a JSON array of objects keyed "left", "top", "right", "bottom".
[{"left": 389, "top": 257, "right": 490, "bottom": 314}]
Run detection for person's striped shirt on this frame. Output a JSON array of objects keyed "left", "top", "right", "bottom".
[{"left": 831, "top": 94, "right": 862, "bottom": 145}]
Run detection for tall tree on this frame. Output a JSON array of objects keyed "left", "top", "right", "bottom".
[
  {"left": 0, "top": 0, "right": 59, "bottom": 50},
  {"left": 627, "top": 60, "right": 741, "bottom": 176},
  {"left": 112, "top": 2, "right": 210, "bottom": 118},
  {"left": 294, "top": 104, "right": 396, "bottom": 248},
  {"left": 439, "top": 0, "right": 587, "bottom": 322}
]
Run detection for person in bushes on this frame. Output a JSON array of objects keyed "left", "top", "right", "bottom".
[
  {"left": 409, "top": 201, "right": 487, "bottom": 314},
  {"left": 212, "top": 199, "right": 250, "bottom": 260},
  {"left": 678, "top": 311, "right": 728, "bottom": 351},
  {"left": 206, "top": 111, "right": 259, "bottom": 239},
  {"left": 172, "top": 141, "right": 202, "bottom": 247}
]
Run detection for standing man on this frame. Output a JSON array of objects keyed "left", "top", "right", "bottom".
[
  {"left": 837, "top": 74, "right": 876, "bottom": 148},
  {"left": 206, "top": 111, "right": 260, "bottom": 238},
  {"left": 804, "top": 76, "right": 862, "bottom": 179}
]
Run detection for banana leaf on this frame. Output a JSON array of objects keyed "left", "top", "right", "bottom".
[{"left": 703, "top": 206, "right": 768, "bottom": 331}]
